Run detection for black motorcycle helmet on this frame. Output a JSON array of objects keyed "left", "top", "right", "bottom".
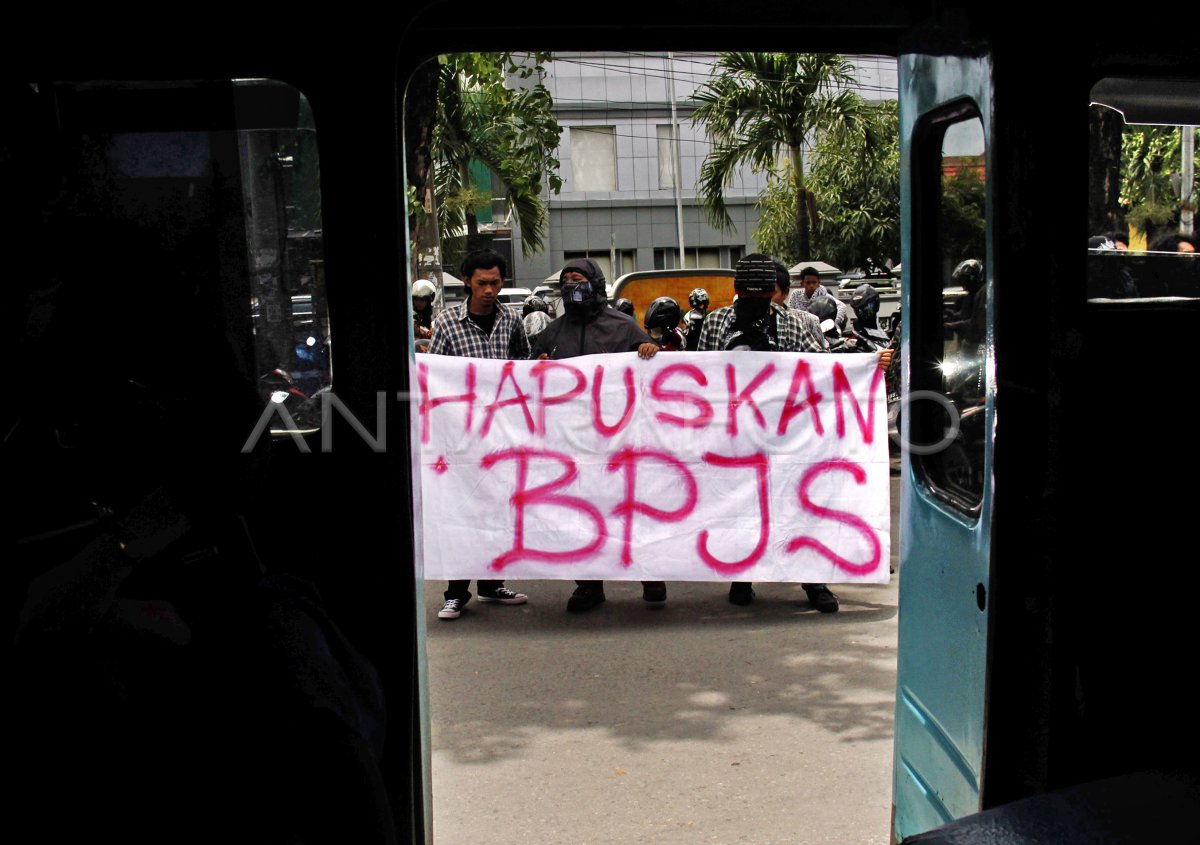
[
  {"left": 805, "top": 296, "right": 838, "bottom": 324},
  {"left": 688, "top": 288, "right": 710, "bottom": 311},
  {"left": 644, "top": 296, "right": 681, "bottom": 335},
  {"left": 522, "top": 294, "right": 549, "bottom": 317},
  {"left": 613, "top": 298, "right": 635, "bottom": 317},
  {"left": 850, "top": 284, "right": 880, "bottom": 327},
  {"left": 951, "top": 258, "right": 983, "bottom": 289}
]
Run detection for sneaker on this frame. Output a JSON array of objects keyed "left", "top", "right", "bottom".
[
  {"left": 438, "top": 597, "right": 466, "bottom": 619},
  {"left": 477, "top": 586, "right": 528, "bottom": 605},
  {"left": 804, "top": 584, "right": 840, "bottom": 613},
  {"left": 566, "top": 585, "right": 606, "bottom": 613},
  {"left": 642, "top": 582, "right": 667, "bottom": 605},
  {"left": 728, "top": 583, "right": 755, "bottom": 606}
]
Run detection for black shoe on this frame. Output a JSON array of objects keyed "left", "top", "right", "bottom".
[
  {"left": 642, "top": 582, "right": 667, "bottom": 605},
  {"left": 804, "top": 584, "right": 840, "bottom": 613},
  {"left": 567, "top": 585, "right": 606, "bottom": 613},
  {"left": 728, "top": 583, "right": 755, "bottom": 606}
]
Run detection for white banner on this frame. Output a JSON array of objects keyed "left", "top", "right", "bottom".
[{"left": 418, "top": 351, "right": 889, "bottom": 583}]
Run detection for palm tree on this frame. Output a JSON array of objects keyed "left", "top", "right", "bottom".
[
  {"left": 433, "top": 53, "right": 561, "bottom": 257},
  {"left": 691, "top": 53, "right": 871, "bottom": 261}
]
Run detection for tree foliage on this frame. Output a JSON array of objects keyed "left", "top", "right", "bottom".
[
  {"left": 1120, "top": 124, "right": 1198, "bottom": 243},
  {"left": 756, "top": 99, "right": 899, "bottom": 268},
  {"left": 416, "top": 52, "right": 562, "bottom": 261},
  {"left": 940, "top": 167, "right": 986, "bottom": 274},
  {"left": 691, "top": 52, "right": 874, "bottom": 261}
]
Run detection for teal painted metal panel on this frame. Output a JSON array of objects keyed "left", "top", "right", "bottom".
[{"left": 891, "top": 51, "right": 996, "bottom": 842}]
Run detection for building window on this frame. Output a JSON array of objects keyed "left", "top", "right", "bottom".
[
  {"left": 655, "top": 247, "right": 730, "bottom": 270},
  {"left": 570, "top": 126, "right": 616, "bottom": 191},
  {"left": 563, "top": 251, "right": 614, "bottom": 283},
  {"left": 657, "top": 124, "right": 677, "bottom": 189}
]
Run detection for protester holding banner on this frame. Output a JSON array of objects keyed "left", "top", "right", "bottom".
[
  {"left": 698, "top": 254, "right": 890, "bottom": 612},
  {"left": 428, "top": 249, "right": 531, "bottom": 619},
  {"left": 531, "top": 257, "right": 666, "bottom": 613}
]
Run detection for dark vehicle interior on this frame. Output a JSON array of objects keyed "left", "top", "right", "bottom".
[{"left": 4, "top": 5, "right": 1200, "bottom": 843}]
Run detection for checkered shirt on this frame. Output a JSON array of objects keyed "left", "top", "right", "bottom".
[
  {"left": 696, "top": 302, "right": 828, "bottom": 353},
  {"left": 428, "top": 302, "right": 530, "bottom": 359},
  {"left": 787, "top": 284, "right": 849, "bottom": 327}
]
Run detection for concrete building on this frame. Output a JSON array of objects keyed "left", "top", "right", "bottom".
[{"left": 505, "top": 52, "right": 898, "bottom": 288}]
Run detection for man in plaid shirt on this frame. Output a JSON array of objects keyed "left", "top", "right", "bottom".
[
  {"left": 696, "top": 255, "right": 828, "bottom": 355},
  {"left": 697, "top": 255, "right": 890, "bottom": 613},
  {"left": 428, "top": 249, "right": 531, "bottom": 619},
  {"left": 787, "top": 265, "right": 849, "bottom": 331}
]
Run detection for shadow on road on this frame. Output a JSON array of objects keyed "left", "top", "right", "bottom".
[{"left": 425, "top": 578, "right": 898, "bottom": 765}]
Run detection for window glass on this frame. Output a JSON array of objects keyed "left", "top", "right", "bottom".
[
  {"left": 656, "top": 124, "right": 677, "bottom": 189},
  {"left": 912, "top": 113, "right": 987, "bottom": 512},
  {"left": 62, "top": 80, "right": 329, "bottom": 435},
  {"left": 570, "top": 126, "right": 616, "bottom": 191},
  {"left": 563, "top": 250, "right": 614, "bottom": 281},
  {"left": 1087, "top": 78, "right": 1198, "bottom": 302}
]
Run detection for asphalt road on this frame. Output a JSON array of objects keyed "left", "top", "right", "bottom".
[{"left": 423, "top": 469, "right": 902, "bottom": 844}]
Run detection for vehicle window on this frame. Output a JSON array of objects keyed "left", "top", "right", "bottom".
[
  {"left": 1088, "top": 77, "right": 1198, "bottom": 302},
  {"left": 66, "top": 80, "right": 330, "bottom": 436},
  {"left": 911, "top": 109, "right": 988, "bottom": 513}
]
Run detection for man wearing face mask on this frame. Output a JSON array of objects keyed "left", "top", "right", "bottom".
[
  {"left": 697, "top": 254, "right": 892, "bottom": 613},
  {"left": 697, "top": 253, "right": 828, "bottom": 355},
  {"left": 532, "top": 258, "right": 659, "bottom": 361},
  {"left": 531, "top": 258, "right": 663, "bottom": 613}
]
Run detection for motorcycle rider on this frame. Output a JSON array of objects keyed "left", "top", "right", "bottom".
[
  {"left": 804, "top": 295, "right": 845, "bottom": 350},
  {"left": 613, "top": 298, "right": 635, "bottom": 318},
  {"left": 412, "top": 278, "right": 436, "bottom": 342},
  {"left": 522, "top": 294, "right": 552, "bottom": 345},
  {"left": 643, "top": 296, "right": 686, "bottom": 351},
  {"left": 787, "top": 265, "right": 849, "bottom": 332},
  {"left": 683, "top": 287, "right": 710, "bottom": 351},
  {"left": 944, "top": 258, "right": 985, "bottom": 349},
  {"left": 531, "top": 258, "right": 663, "bottom": 613}
]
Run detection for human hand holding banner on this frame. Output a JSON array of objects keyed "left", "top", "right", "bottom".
[{"left": 418, "top": 351, "right": 889, "bottom": 583}]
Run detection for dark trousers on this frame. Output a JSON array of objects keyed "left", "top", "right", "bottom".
[
  {"left": 731, "top": 581, "right": 825, "bottom": 590},
  {"left": 575, "top": 580, "right": 664, "bottom": 591},
  {"left": 445, "top": 580, "right": 503, "bottom": 601}
]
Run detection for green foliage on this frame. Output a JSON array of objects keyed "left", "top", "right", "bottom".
[
  {"left": 753, "top": 168, "right": 803, "bottom": 263},
  {"left": 691, "top": 52, "right": 869, "bottom": 260},
  {"left": 753, "top": 100, "right": 900, "bottom": 269},
  {"left": 1120, "top": 125, "right": 1197, "bottom": 242},
  {"left": 434, "top": 52, "right": 562, "bottom": 256},
  {"left": 810, "top": 99, "right": 899, "bottom": 268},
  {"left": 940, "top": 167, "right": 986, "bottom": 271}
]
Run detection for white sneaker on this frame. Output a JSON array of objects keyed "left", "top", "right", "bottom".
[
  {"left": 438, "top": 597, "right": 465, "bottom": 619},
  {"left": 477, "top": 586, "right": 528, "bottom": 605}
]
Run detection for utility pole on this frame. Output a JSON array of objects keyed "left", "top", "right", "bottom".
[
  {"left": 1181, "top": 126, "right": 1195, "bottom": 237},
  {"left": 667, "top": 51, "right": 686, "bottom": 269}
]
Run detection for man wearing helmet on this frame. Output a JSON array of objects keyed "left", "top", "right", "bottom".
[
  {"left": 412, "top": 278, "right": 436, "bottom": 342},
  {"left": 531, "top": 257, "right": 664, "bottom": 613},
  {"left": 849, "top": 284, "right": 882, "bottom": 334},
  {"left": 613, "top": 298, "right": 635, "bottom": 318},
  {"left": 944, "top": 258, "right": 985, "bottom": 348},
  {"left": 698, "top": 254, "right": 891, "bottom": 613},
  {"left": 428, "top": 249, "right": 531, "bottom": 619},
  {"left": 522, "top": 294, "right": 552, "bottom": 344},
  {"left": 683, "top": 287, "right": 710, "bottom": 350},
  {"left": 643, "top": 296, "right": 686, "bottom": 351}
]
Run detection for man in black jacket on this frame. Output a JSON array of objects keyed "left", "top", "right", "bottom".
[{"left": 531, "top": 258, "right": 662, "bottom": 613}]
